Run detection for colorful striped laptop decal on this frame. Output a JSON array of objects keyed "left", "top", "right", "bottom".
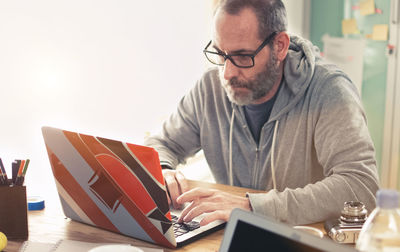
[{"left": 42, "top": 127, "right": 176, "bottom": 248}]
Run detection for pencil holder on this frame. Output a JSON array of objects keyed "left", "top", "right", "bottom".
[{"left": 0, "top": 184, "right": 28, "bottom": 240}]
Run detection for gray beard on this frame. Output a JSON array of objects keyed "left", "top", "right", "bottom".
[{"left": 220, "top": 52, "right": 280, "bottom": 106}]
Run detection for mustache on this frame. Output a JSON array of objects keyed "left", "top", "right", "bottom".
[{"left": 226, "top": 78, "right": 249, "bottom": 88}]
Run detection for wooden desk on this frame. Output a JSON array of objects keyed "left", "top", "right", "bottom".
[{"left": 5, "top": 180, "right": 324, "bottom": 252}]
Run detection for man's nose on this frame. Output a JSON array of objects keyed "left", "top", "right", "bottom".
[{"left": 223, "top": 59, "right": 239, "bottom": 81}]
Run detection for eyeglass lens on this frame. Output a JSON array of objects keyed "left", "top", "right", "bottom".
[{"left": 205, "top": 53, "right": 254, "bottom": 67}]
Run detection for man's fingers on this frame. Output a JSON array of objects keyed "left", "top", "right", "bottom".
[
  {"left": 175, "top": 170, "right": 188, "bottom": 193},
  {"left": 199, "top": 210, "right": 228, "bottom": 226},
  {"left": 163, "top": 170, "right": 180, "bottom": 208},
  {"left": 176, "top": 188, "right": 219, "bottom": 221},
  {"left": 177, "top": 200, "right": 196, "bottom": 223},
  {"left": 176, "top": 189, "right": 251, "bottom": 225},
  {"left": 181, "top": 202, "right": 211, "bottom": 223},
  {"left": 163, "top": 169, "right": 188, "bottom": 209},
  {"left": 176, "top": 187, "right": 216, "bottom": 204}
]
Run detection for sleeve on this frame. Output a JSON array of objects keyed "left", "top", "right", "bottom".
[
  {"left": 144, "top": 79, "right": 205, "bottom": 169},
  {"left": 248, "top": 73, "right": 380, "bottom": 225}
]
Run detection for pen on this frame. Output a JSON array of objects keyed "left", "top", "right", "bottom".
[
  {"left": 12, "top": 160, "right": 21, "bottom": 185},
  {"left": 0, "top": 165, "right": 4, "bottom": 185},
  {"left": 15, "top": 160, "right": 25, "bottom": 186},
  {"left": 0, "top": 158, "right": 9, "bottom": 185}
]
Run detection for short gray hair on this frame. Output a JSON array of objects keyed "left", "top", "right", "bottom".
[{"left": 215, "top": 0, "right": 287, "bottom": 40}]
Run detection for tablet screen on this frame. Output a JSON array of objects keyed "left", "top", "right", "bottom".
[{"left": 227, "top": 220, "right": 322, "bottom": 252}]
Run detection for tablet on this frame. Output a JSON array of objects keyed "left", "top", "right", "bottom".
[{"left": 219, "top": 209, "right": 357, "bottom": 252}]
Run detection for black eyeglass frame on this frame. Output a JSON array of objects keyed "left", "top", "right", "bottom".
[{"left": 203, "top": 31, "right": 278, "bottom": 68}]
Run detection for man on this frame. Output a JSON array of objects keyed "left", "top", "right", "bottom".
[{"left": 144, "top": 0, "right": 379, "bottom": 225}]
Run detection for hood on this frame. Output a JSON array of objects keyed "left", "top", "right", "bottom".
[{"left": 269, "top": 34, "right": 322, "bottom": 121}]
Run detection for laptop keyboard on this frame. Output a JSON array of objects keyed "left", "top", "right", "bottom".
[{"left": 171, "top": 214, "right": 201, "bottom": 237}]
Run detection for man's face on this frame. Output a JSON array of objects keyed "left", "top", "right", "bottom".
[
  {"left": 220, "top": 48, "right": 280, "bottom": 106},
  {"left": 212, "top": 8, "right": 281, "bottom": 105}
]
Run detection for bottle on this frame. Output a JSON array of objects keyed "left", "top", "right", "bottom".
[{"left": 356, "top": 189, "right": 400, "bottom": 252}]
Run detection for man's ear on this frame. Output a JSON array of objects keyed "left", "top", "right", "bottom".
[{"left": 273, "top": 32, "right": 290, "bottom": 61}]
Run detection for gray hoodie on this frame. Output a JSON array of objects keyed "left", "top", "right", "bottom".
[{"left": 144, "top": 35, "right": 379, "bottom": 225}]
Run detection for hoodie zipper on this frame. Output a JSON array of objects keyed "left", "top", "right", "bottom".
[
  {"left": 253, "top": 147, "right": 260, "bottom": 187},
  {"left": 252, "top": 122, "right": 267, "bottom": 188},
  {"left": 252, "top": 121, "right": 276, "bottom": 189},
  {"left": 237, "top": 110, "right": 260, "bottom": 187}
]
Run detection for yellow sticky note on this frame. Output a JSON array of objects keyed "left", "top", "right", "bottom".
[
  {"left": 342, "top": 19, "right": 358, "bottom": 35},
  {"left": 365, "top": 34, "right": 373, "bottom": 39},
  {"left": 360, "top": 0, "right": 375, "bottom": 16},
  {"left": 372, "top": 24, "right": 389, "bottom": 41}
]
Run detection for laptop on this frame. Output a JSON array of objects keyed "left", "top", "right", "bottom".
[
  {"left": 41, "top": 126, "right": 224, "bottom": 248},
  {"left": 219, "top": 208, "right": 358, "bottom": 252}
]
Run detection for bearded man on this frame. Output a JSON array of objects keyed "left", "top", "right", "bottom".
[{"left": 144, "top": 0, "right": 379, "bottom": 225}]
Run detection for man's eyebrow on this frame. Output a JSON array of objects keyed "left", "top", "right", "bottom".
[{"left": 212, "top": 44, "right": 254, "bottom": 55}]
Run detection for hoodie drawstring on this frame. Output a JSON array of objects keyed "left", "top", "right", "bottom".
[
  {"left": 270, "top": 120, "right": 279, "bottom": 190},
  {"left": 228, "top": 108, "right": 279, "bottom": 190},
  {"left": 228, "top": 110, "right": 235, "bottom": 186}
]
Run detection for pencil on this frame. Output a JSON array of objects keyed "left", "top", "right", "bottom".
[
  {"left": 18, "top": 159, "right": 30, "bottom": 186},
  {"left": 22, "top": 159, "right": 30, "bottom": 176},
  {"left": 17, "top": 160, "right": 25, "bottom": 177}
]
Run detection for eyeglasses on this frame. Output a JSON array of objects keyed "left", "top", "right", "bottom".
[{"left": 203, "top": 31, "right": 278, "bottom": 68}]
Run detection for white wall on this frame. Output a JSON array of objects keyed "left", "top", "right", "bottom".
[
  {"left": 282, "top": 0, "right": 310, "bottom": 38},
  {"left": 0, "top": 0, "right": 212, "bottom": 198},
  {"left": 0, "top": 0, "right": 310, "bottom": 200}
]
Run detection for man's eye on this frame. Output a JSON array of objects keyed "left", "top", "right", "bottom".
[{"left": 232, "top": 55, "right": 252, "bottom": 64}]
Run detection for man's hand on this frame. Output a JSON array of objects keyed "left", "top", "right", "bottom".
[
  {"left": 163, "top": 169, "right": 188, "bottom": 209},
  {"left": 176, "top": 187, "right": 251, "bottom": 226}
]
